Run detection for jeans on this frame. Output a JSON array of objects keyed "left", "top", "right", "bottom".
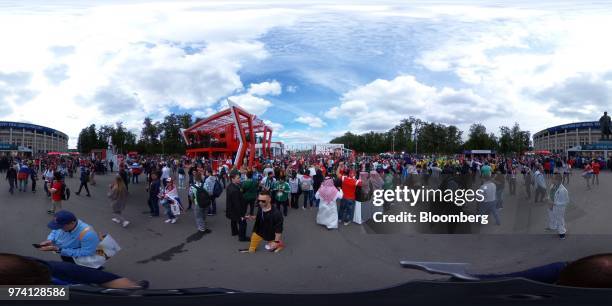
[
  {"left": 9, "top": 180, "right": 15, "bottom": 194},
  {"left": 19, "top": 179, "right": 27, "bottom": 192},
  {"left": 339, "top": 199, "right": 355, "bottom": 223},
  {"left": 161, "top": 199, "right": 176, "bottom": 220},
  {"left": 132, "top": 174, "right": 139, "bottom": 184},
  {"left": 535, "top": 186, "right": 546, "bottom": 202},
  {"left": 194, "top": 205, "right": 207, "bottom": 231},
  {"left": 178, "top": 174, "right": 185, "bottom": 188},
  {"left": 303, "top": 190, "right": 314, "bottom": 208},
  {"left": 276, "top": 200, "right": 288, "bottom": 216},
  {"left": 478, "top": 201, "right": 500, "bottom": 225},
  {"left": 207, "top": 198, "right": 217, "bottom": 215},
  {"left": 290, "top": 193, "right": 300, "bottom": 209},
  {"left": 148, "top": 197, "right": 159, "bottom": 216}
]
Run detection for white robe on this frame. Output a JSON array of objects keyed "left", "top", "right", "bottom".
[
  {"left": 315, "top": 189, "right": 343, "bottom": 229},
  {"left": 548, "top": 184, "right": 569, "bottom": 235}
]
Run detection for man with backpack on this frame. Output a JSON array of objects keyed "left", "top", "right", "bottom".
[
  {"left": 48, "top": 172, "right": 67, "bottom": 214},
  {"left": 205, "top": 169, "right": 222, "bottom": 216},
  {"left": 75, "top": 165, "right": 91, "bottom": 197},
  {"left": 190, "top": 172, "right": 212, "bottom": 233}
]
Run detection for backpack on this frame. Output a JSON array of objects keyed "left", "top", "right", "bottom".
[
  {"left": 212, "top": 179, "right": 223, "bottom": 198},
  {"left": 61, "top": 182, "right": 70, "bottom": 201},
  {"left": 193, "top": 184, "right": 212, "bottom": 208}
]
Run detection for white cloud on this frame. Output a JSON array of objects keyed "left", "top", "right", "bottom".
[
  {"left": 263, "top": 120, "right": 283, "bottom": 132},
  {"left": 248, "top": 80, "right": 282, "bottom": 96},
  {"left": 325, "top": 75, "right": 503, "bottom": 133},
  {"left": 295, "top": 115, "right": 326, "bottom": 128}
]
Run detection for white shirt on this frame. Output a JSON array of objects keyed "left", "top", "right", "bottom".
[
  {"left": 553, "top": 184, "right": 569, "bottom": 206},
  {"left": 478, "top": 181, "right": 496, "bottom": 202},
  {"left": 161, "top": 166, "right": 171, "bottom": 180}
]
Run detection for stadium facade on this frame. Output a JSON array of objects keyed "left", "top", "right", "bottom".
[
  {"left": 0, "top": 121, "right": 68, "bottom": 155},
  {"left": 532, "top": 121, "right": 612, "bottom": 157}
]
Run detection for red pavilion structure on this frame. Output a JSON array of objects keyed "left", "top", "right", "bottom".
[{"left": 182, "top": 102, "right": 273, "bottom": 169}]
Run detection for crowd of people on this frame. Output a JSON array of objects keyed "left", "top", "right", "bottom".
[{"left": 1, "top": 151, "right": 610, "bottom": 287}]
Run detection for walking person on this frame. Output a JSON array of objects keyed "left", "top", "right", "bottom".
[
  {"left": 204, "top": 169, "right": 221, "bottom": 216},
  {"left": 508, "top": 165, "right": 517, "bottom": 196},
  {"left": 477, "top": 172, "right": 501, "bottom": 225},
  {"left": 226, "top": 172, "right": 248, "bottom": 242},
  {"left": 75, "top": 165, "right": 91, "bottom": 197},
  {"left": 582, "top": 163, "right": 593, "bottom": 190},
  {"left": 48, "top": 172, "right": 64, "bottom": 214},
  {"left": 547, "top": 173, "right": 569, "bottom": 240},
  {"left": 147, "top": 172, "right": 161, "bottom": 217},
  {"left": 159, "top": 178, "right": 182, "bottom": 224},
  {"left": 17, "top": 163, "right": 30, "bottom": 192},
  {"left": 273, "top": 175, "right": 290, "bottom": 217},
  {"left": 241, "top": 171, "right": 259, "bottom": 215},
  {"left": 43, "top": 167, "right": 54, "bottom": 197},
  {"left": 30, "top": 166, "right": 38, "bottom": 193},
  {"left": 190, "top": 172, "right": 212, "bottom": 233},
  {"left": 534, "top": 166, "right": 547, "bottom": 203},
  {"left": 288, "top": 172, "right": 301, "bottom": 210},
  {"left": 562, "top": 159, "right": 570, "bottom": 185},
  {"left": 315, "top": 177, "right": 343, "bottom": 229},
  {"left": 6, "top": 165, "right": 17, "bottom": 195},
  {"left": 591, "top": 159, "right": 600, "bottom": 186},
  {"left": 300, "top": 172, "right": 314, "bottom": 209},
  {"left": 178, "top": 164, "right": 185, "bottom": 189},
  {"left": 108, "top": 176, "right": 130, "bottom": 228},
  {"left": 523, "top": 167, "right": 534, "bottom": 200}
]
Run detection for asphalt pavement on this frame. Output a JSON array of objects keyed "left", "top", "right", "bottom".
[{"left": 1, "top": 170, "right": 611, "bottom": 293}]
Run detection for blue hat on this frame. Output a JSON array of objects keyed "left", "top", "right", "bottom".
[{"left": 48, "top": 211, "right": 77, "bottom": 230}]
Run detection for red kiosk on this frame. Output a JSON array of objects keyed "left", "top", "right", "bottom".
[{"left": 182, "top": 102, "right": 273, "bottom": 169}]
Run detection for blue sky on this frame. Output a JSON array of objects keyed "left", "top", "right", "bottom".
[{"left": 1, "top": 1, "right": 612, "bottom": 148}]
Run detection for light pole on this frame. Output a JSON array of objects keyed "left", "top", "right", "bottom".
[{"left": 413, "top": 122, "right": 421, "bottom": 155}]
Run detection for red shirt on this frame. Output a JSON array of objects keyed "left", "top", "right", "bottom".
[
  {"left": 592, "top": 162, "right": 601, "bottom": 174},
  {"left": 341, "top": 176, "right": 362, "bottom": 201},
  {"left": 51, "top": 181, "right": 63, "bottom": 202}
]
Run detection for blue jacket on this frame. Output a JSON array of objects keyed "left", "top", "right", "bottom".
[{"left": 47, "top": 220, "right": 99, "bottom": 258}]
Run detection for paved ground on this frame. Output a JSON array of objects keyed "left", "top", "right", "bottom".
[{"left": 1, "top": 170, "right": 612, "bottom": 293}]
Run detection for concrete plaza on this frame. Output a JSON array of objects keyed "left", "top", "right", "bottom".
[{"left": 1, "top": 170, "right": 611, "bottom": 293}]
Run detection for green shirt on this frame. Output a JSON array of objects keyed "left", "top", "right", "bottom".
[
  {"left": 273, "top": 181, "right": 290, "bottom": 202},
  {"left": 241, "top": 179, "right": 258, "bottom": 201}
]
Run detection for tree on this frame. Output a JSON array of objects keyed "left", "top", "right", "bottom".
[
  {"left": 77, "top": 124, "right": 98, "bottom": 153},
  {"left": 464, "top": 123, "right": 498, "bottom": 150}
]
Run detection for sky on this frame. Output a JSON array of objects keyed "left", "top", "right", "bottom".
[{"left": 1, "top": 0, "right": 612, "bottom": 149}]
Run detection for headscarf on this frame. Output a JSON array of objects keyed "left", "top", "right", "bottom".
[
  {"left": 369, "top": 170, "right": 383, "bottom": 190},
  {"left": 359, "top": 171, "right": 370, "bottom": 195},
  {"left": 318, "top": 178, "right": 339, "bottom": 203}
]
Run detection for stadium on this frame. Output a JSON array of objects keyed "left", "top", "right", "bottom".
[
  {"left": 0, "top": 121, "right": 68, "bottom": 156},
  {"left": 532, "top": 121, "right": 612, "bottom": 157}
]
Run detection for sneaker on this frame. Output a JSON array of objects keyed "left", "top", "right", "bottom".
[
  {"left": 112, "top": 218, "right": 121, "bottom": 223},
  {"left": 86, "top": 194, "right": 91, "bottom": 197},
  {"left": 238, "top": 249, "right": 252, "bottom": 253},
  {"left": 344, "top": 221, "right": 350, "bottom": 226},
  {"left": 164, "top": 219, "right": 173, "bottom": 223},
  {"left": 207, "top": 213, "right": 214, "bottom": 216},
  {"left": 122, "top": 221, "right": 130, "bottom": 228},
  {"left": 560, "top": 234, "right": 566, "bottom": 240},
  {"left": 47, "top": 210, "right": 55, "bottom": 214},
  {"left": 170, "top": 219, "right": 177, "bottom": 224},
  {"left": 199, "top": 228, "right": 212, "bottom": 234}
]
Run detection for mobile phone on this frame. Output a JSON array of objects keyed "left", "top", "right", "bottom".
[{"left": 32, "top": 243, "right": 42, "bottom": 248}]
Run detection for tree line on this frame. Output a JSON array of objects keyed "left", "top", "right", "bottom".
[
  {"left": 77, "top": 113, "right": 199, "bottom": 155},
  {"left": 329, "top": 117, "right": 531, "bottom": 154}
]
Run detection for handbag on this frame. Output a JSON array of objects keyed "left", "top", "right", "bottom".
[
  {"left": 170, "top": 201, "right": 181, "bottom": 216},
  {"left": 73, "top": 228, "right": 121, "bottom": 269}
]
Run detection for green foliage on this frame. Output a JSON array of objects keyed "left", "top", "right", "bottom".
[{"left": 331, "top": 119, "right": 531, "bottom": 154}]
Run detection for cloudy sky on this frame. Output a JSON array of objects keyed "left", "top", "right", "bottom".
[{"left": 1, "top": 0, "right": 611, "bottom": 148}]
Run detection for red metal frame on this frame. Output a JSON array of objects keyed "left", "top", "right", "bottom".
[{"left": 183, "top": 103, "right": 273, "bottom": 169}]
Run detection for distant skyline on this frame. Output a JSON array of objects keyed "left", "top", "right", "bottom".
[{"left": 1, "top": 1, "right": 611, "bottom": 148}]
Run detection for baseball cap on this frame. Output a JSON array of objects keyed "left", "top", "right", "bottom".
[{"left": 47, "top": 211, "right": 77, "bottom": 230}]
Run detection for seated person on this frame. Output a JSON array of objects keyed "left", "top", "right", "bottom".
[{"left": 0, "top": 253, "right": 148, "bottom": 289}]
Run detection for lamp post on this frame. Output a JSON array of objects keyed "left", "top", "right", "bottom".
[{"left": 413, "top": 122, "right": 422, "bottom": 155}]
